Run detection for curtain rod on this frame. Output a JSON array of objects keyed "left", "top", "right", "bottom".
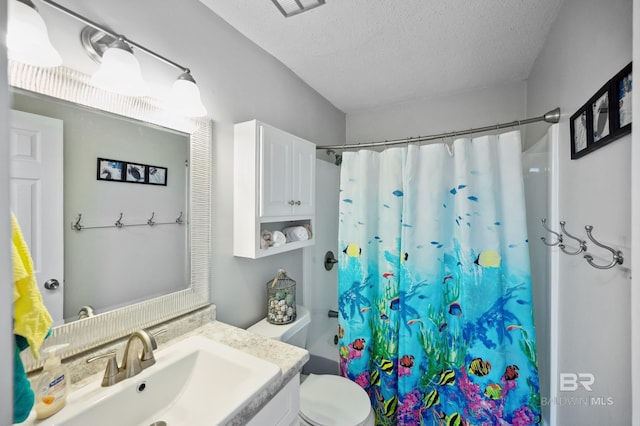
[{"left": 316, "top": 107, "right": 561, "bottom": 150}]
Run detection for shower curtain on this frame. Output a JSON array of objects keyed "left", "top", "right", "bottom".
[{"left": 338, "top": 131, "right": 540, "bottom": 425}]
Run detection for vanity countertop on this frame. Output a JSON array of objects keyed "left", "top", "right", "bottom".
[
  {"left": 159, "top": 320, "right": 310, "bottom": 425},
  {"left": 18, "top": 318, "right": 309, "bottom": 426}
]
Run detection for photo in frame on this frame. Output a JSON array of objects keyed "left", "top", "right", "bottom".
[
  {"left": 590, "top": 85, "right": 611, "bottom": 144},
  {"left": 97, "top": 158, "right": 124, "bottom": 181},
  {"left": 125, "top": 162, "right": 146, "bottom": 183},
  {"left": 570, "top": 107, "right": 589, "bottom": 159},
  {"left": 612, "top": 62, "right": 632, "bottom": 134},
  {"left": 147, "top": 165, "right": 168, "bottom": 186}
]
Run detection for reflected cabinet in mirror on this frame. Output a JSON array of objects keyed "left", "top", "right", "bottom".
[{"left": 9, "top": 62, "right": 212, "bottom": 371}]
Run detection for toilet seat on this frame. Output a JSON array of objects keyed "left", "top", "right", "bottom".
[{"left": 299, "top": 374, "right": 373, "bottom": 426}]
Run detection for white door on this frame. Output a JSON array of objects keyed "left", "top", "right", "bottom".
[
  {"left": 10, "top": 109, "right": 64, "bottom": 326},
  {"left": 260, "top": 124, "right": 293, "bottom": 217},
  {"left": 291, "top": 137, "right": 316, "bottom": 216}
]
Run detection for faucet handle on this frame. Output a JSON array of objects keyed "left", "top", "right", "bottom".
[{"left": 87, "top": 351, "right": 120, "bottom": 387}]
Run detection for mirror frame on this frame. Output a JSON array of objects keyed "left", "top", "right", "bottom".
[{"left": 9, "top": 61, "right": 212, "bottom": 371}]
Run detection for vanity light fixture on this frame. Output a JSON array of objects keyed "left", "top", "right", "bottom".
[
  {"left": 89, "top": 37, "right": 148, "bottom": 97},
  {"left": 7, "top": 0, "right": 62, "bottom": 67},
  {"left": 166, "top": 72, "right": 208, "bottom": 118},
  {"left": 271, "top": 0, "right": 326, "bottom": 17},
  {"left": 12, "top": 0, "right": 208, "bottom": 117}
]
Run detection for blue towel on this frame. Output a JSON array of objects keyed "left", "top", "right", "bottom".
[{"left": 13, "top": 335, "right": 34, "bottom": 423}]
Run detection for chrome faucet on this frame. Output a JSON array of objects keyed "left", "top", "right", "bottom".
[{"left": 87, "top": 329, "right": 160, "bottom": 387}]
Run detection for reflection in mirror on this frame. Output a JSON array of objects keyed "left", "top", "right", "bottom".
[
  {"left": 11, "top": 89, "right": 191, "bottom": 324},
  {"left": 9, "top": 62, "right": 211, "bottom": 372}
]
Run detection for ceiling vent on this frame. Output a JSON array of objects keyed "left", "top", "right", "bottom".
[{"left": 271, "top": 0, "right": 325, "bottom": 17}]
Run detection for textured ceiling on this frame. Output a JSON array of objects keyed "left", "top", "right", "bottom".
[{"left": 199, "top": 0, "right": 564, "bottom": 113}]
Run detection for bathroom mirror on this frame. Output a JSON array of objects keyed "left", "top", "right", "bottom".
[
  {"left": 11, "top": 88, "right": 191, "bottom": 324},
  {"left": 10, "top": 62, "right": 212, "bottom": 372}
]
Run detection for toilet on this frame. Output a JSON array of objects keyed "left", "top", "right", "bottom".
[{"left": 248, "top": 305, "right": 375, "bottom": 426}]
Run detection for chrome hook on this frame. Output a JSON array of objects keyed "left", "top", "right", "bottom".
[
  {"left": 558, "top": 221, "right": 587, "bottom": 255},
  {"left": 175, "top": 211, "right": 184, "bottom": 225},
  {"left": 72, "top": 214, "right": 83, "bottom": 231},
  {"left": 115, "top": 212, "right": 124, "bottom": 228},
  {"left": 583, "top": 225, "right": 624, "bottom": 269},
  {"left": 540, "top": 218, "right": 563, "bottom": 247},
  {"left": 147, "top": 212, "right": 156, "bottom": 226}
]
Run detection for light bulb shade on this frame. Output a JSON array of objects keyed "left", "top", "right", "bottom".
[
  {"left": 167, "top": 73, "right": 207, "bottom": 117},
  {"left": 7, "top": 0, "right": 62, "bottom": 67},
  {"left": 90, "top": 42, "right": 148, "bottom": 97}
]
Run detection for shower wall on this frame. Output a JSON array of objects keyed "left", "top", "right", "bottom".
[
  {"left": 522, "top": 127, "right": 559, "bottom": 426},
  {"left": 303, "top": 158, "right": 340, "bottom": 316}
]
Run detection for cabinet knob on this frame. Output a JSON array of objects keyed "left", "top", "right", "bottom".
[
  {"left": 294, "top": 201, "right": 301, "bottom": 206},
  {"left": 288, "top": 200, "right": 295, "bottom": 206}
]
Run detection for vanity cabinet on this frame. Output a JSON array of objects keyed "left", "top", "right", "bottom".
[
  {"left": 246, "top": 374, "right": 300, "bottom": 426},
  {"left": 234, "top": 120, "right": 316, "bottom": 258}
]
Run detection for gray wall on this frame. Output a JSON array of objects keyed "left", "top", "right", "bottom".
[
  {"left": 526, "top": 0, "right": 632, "bottom": 424},
  {"left": 347, "top": 80, "right": 526, "bottom": 143},
  {"left": 1, "top": 2, "right": 13, "bottom": 424},
  {"left": 31, "top": 0, "right": 346, "bottom": 329}
]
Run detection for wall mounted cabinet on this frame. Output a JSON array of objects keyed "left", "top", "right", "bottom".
[{"left": 234, "top": 120, "right": 316, "bottom": 258}]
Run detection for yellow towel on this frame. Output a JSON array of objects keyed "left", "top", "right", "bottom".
[{"left": 12, "top": 213, "right": 53, "bottom": 359}]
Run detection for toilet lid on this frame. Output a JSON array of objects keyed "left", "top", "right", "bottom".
[{"left": 300, "top": 374, "right": 371, "bottom": 426}]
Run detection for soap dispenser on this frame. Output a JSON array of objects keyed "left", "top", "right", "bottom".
[{"left": 35, "top": 344, "right": 70, "bottom": 419}]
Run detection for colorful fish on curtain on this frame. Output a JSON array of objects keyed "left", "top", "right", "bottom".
[{"left": 338, "top": 133, "right": 540, "bottom": 426}]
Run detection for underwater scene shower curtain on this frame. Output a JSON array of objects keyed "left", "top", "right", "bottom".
[{"left": 338, "top": 131, "right": 540, "bottom": 425}]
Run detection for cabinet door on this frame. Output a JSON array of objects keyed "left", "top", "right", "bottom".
[
  {"left": 260, "top": 124, "right": 293, "bottom": 217},
  {"left": 291, "top": 137, "right": 316, "bottom": 216}
]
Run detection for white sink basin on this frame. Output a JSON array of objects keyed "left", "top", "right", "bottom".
[{"left": 33, "top": 334, "right": 281, "bottom": 426}]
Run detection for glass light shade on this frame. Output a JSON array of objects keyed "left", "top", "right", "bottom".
[
  {"left": 90, "top": 44, "right": 148, "bottom": 97},
  {"left": 7, "top": 0, "right": 62, "bottom": 67},
  {"left": 167, "top": 75, "right": 207, "bottom": 117}
]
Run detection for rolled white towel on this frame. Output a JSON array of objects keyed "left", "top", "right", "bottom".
[
  {"left": 283, "top": 226, "right": 309, "bottom": 242},
  {"left": 271, "top": 230, "right": 287, "bottom": 247}
]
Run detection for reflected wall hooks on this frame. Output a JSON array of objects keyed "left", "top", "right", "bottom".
[
  {"left": 540, "top": 219, "right": 625, "bottom": 270},
  {"left": 71, "top": 211, "right": 185, "bottom": 231}
]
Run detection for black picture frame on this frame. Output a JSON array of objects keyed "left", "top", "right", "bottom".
[
  {"left": 571, "top": 62, "right": 632, "bottom": 160},
  {"left": 147, "top": 165, "right": 168, "bottom": 186},
  {"left": 125, "top": 162, "right": 147, "bottom": 184},
  {"left": 97, "top": 158, "right": 124, "bottom": 181},
  {"left": 570, "top": 106, "right": 589, "bottom": 159},
  {"left": 611, "top": 62, "right": 632, "bottom": 137}
]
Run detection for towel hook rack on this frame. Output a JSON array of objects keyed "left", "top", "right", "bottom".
[
  {"left": 72, "top": 214, "right": 83, "bottom": 231},
  {"left": 558, "top": 221, "right": 587, "bottom": 255},
  {"left": 583, "top": 225, "right": 624, "bottom": 269},
  {"left": 540, "top": 218, "right": 563, "bottom": 247},
  {"left": 115, "top": 212, "right": 124, "bottom": 228}
]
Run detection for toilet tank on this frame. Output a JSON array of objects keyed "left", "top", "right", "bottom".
[{"left": 247, "top": 305, "right": 311, "bottom": 348}]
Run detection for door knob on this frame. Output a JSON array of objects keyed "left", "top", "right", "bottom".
[{"left": 44, "top": 279, "right": 60, "bottom": 290}]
